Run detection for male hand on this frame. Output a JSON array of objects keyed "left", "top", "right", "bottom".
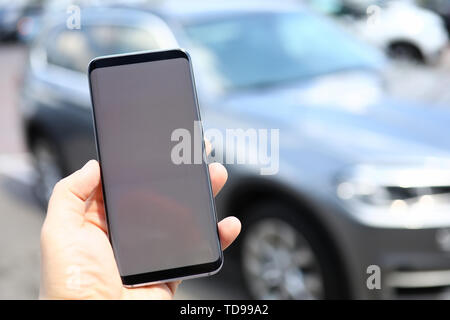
[{"left": 40, "top": 160, "right": 240, "bottom": 299}]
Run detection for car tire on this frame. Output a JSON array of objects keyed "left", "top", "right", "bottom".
[
  {"left": 30, "top": 138, "right": 64, "bottom": 208},
  {"left": 239, "top": 201, "right": 346, "bottom": 300},
  {"left": 388, "top": 42, "right": 424, "bottom": 63}
]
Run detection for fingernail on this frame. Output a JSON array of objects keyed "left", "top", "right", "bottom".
[{"left": 81, "top": 160, "right": 94, "bottom": 171}]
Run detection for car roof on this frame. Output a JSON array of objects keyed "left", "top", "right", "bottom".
[
  {"left": 152, "top": 0, "right": 303, "bottom": 19},
  {"left": 76, "top": 0, "right": 305, "bottom": 22},
  {"left": 42, "top": 0, "right": 305, "bottom": 30}
]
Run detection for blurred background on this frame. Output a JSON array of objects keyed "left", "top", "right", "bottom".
[{"left": 2, "top": 0, "right": 450, "bottom": 300}]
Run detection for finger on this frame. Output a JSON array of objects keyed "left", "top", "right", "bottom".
[
  {"left": 209, "top": 162, "right": 228, "bottom": 196},
  {"left": 166, "top": 280, "right": 182, "bottom": 295},
  {"left": 218, "top": 216, "right": 241, "bottom": 250},
  {"left": 48, "top": 160, "right": 101, "bottom": 217},
  {"left": 54, "top": 160, "right": 100, "bottom": 201},
  {"left": 84, "top": 188, "right": 108, "bottom": 233}
]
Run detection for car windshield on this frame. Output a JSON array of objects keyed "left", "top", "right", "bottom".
[{"left": 184, "top": 11, "right": 383, "bottom": 90}]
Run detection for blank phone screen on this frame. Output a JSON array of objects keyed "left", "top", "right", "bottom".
[{"left": 89, "top": 55, "right": 221, "bottom": 278}]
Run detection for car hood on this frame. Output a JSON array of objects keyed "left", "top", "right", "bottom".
[{"left": 211, "top": 71, "right": 450, "bottom": 165}]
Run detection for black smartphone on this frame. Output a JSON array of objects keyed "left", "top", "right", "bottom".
[{"left": 88, "top": 49, "right": 223, "bottom": 286}]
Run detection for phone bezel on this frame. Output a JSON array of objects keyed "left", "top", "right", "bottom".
[{"left": 88, "top": 49, "right": 223, "bottom": 287}]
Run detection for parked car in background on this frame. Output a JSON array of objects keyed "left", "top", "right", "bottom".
[
  {"left": 16, "top": 0, "right": 46, "bottom": 43},
  {"left": 0, "top": 0, "right": 45, "bottom": 41},
  {"left": 0, "top": 0, "right": 27, "bottom": 40},
  {"left": 306, "top": 0, "right": 448, "bottom": 63},
  {"left": 19, "top": 1, "right": 450, "bottom": 299},
  {"left": 418, "top": 0, "right": 450, "bottom": 36}
]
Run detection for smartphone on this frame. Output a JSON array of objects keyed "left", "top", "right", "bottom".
[{"left": 88, "top": 49, "right": 223, "bottom": 287}]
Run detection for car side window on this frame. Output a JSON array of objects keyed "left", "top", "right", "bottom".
[
  {"left": 46, "top": 28, "right": 91, "bottom": 73},
  {"left": 46, "top": 24, "right": 161, "bottom": 73}
]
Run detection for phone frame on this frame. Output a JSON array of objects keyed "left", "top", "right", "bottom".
[{"left": 88, "top": 49, "right": 223, "bottom": 287}]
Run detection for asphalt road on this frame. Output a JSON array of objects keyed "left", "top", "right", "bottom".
[{"left": 1, "top": 42, "right": 450, "bottom": 299}]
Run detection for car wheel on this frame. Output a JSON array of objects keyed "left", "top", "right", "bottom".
[
  {"left": 239, "top": 202, "right": 345, "bottom": 300},
  {"left": 388, "top": 42, "right": 424, "bottom": 63},
  {"left": 31, "top": 138, "right": 64, "bottom": 208}
]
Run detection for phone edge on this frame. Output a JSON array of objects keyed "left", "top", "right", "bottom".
[{"left": 87, "top": 48, "right": 224, "bottom": 287}]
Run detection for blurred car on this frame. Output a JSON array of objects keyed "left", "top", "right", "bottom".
[
  {"left": 0, "top": 0, "right": 44, "bottom": 41},
  {"left": 306, "top": 0, "right": 448, "bottom": 63},
  {"left": 16, "top": 0, "right": 152, "bottom": 43},
  {"left": 19, "top": 1, "right": 450, "bottom": 299},
  {"left": 16, "top": 0, "right": 46, "bottom": 43},
  {"left": 418, "top": 0, "right": 450, "bottom": 35},
  {"left": 0, "top": 0, "right": 27, "bottom": 40}
]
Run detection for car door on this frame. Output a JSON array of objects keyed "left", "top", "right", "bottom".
[{"left": 29, "top": 11, "right": 178, "bottom": 173}]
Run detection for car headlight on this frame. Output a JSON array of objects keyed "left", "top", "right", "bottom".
[
  {"left": 335, "top": 162, "right": 450, "bottom": 228},
  {"left": 336, "top": 163, "right": 450, "bottom": 207}
]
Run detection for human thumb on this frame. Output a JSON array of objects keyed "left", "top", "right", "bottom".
[{"left": 46, "top": 160, "right": 101, "bottom": 221}]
